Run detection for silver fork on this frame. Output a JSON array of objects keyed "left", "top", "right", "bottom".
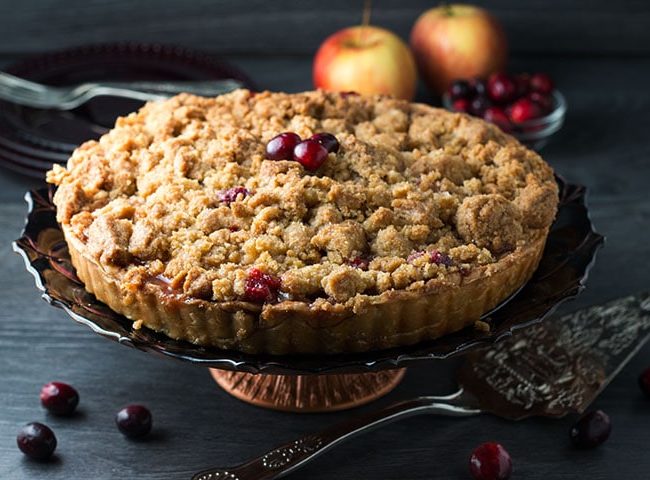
[{"left": 0, "top": 71, "right": 244, "bottom": 110}]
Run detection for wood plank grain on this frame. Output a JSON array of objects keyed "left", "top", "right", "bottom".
[{"left": 0, "top": 0, "right": 649, "bottom": 56}]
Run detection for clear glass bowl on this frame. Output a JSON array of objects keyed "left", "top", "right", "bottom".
[{"left": 442, "top": 90, "right": 567, "bottom": 151}]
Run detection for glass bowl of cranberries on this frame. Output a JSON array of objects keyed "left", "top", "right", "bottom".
[{"left": 442, "top": 72, "right": 566, "bottom": 151}]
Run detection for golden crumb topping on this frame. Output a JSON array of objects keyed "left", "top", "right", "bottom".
[{"left": 47, "top": 89, "right": 557, "bottom": 306}]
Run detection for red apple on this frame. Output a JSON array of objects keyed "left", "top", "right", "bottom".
[
  {"left": 410, "top": 4, "right": 508, "bottom": 94},
  {"left": 313, "top": 25, "right": 417, "bottom": 100}
]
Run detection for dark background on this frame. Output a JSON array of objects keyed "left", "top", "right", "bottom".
[
  {"left": 1, "top": 1, "right": 649, "bottom": 479},
  {"left": 1, "top": 0, "right": 650, "bottom": 56}
]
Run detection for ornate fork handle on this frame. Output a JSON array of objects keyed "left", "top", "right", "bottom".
[{"left": 191, "top": 390, "right": 479, "bottom": 480}]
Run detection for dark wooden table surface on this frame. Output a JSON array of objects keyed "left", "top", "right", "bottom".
[{"left": 1, "top": 2, "right": 649, "bottom": 479}]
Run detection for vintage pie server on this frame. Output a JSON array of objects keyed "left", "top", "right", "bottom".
[{"left": 192, "top": 292, "right": 650, "bottom": 480}]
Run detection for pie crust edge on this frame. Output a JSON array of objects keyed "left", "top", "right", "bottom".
[{"left": 64, "top": 224, "right": 548, "bottom": 354}]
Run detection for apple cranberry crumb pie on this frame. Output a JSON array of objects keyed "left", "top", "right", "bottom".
[{"left": 46, "top": 89, "right": 558, "bottom": 354}]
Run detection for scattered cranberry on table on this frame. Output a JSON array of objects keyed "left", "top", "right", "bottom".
[
  {"left": 569, "top": 410, "right": 612, "bottom": 448},
  {"left": 40, "top": 381, "right": 79, "bottom": 416},
  {"left": 447, "top": 72, "right": 557, "bottom": 132},
  {"left": 469, "top": 442, "right": 512, "bottom": 480},
  {"left": 639, "top": 367, "right": 650, "bottom": 398},
  {"left": 17, "top": 422, "right": 57, "bottom": 460},
  {"left": 115, "top": 405, "right": 153, "bottom": 439},
  {"left": 244, "top": 268, "right": 282, "bottom": 303},
  {"left": 265, "top": 132, "right": 302, "bottom": 161}
]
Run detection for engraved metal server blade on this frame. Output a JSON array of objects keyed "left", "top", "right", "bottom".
[
  {"left": 457, "top": 291, "right": 650, "bottom": 419},
  {"left": 192, "top": 292, "right": 650, "bottom": 480}
]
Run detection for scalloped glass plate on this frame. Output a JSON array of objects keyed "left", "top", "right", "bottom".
[{"left": 13, "top": 178, "right": 603, "bottom": 374}]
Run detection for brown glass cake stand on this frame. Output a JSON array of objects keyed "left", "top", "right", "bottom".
[{"left": 13, "top": 179, "right": 603, "bottom": 412}]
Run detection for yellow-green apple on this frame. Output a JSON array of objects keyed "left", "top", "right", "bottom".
[
  {"left": 410, "top": 4, "right": 507, "bottom": 94},
  {"left": 313, "top": 25, "right": 417, "bottom": 100}
]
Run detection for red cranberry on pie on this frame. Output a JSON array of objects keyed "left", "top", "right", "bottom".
[
  {"left": 244, "top": 268, "right": 282, "bottom": 303},
  {"left": 293, "top": 139, "right": 329, "bottom": 171},
  {"left": 509, "top": 98, "right": 542, "bottom": 124},
  {"left": 530, "top": 73, "right": 554, "bottom": 94},
  {"left": 348, "top": 255, "right": 370, "bottom": 270},
  {"left": 407, "top": 251, "right": 425, "bottom": 263},
  {"left": 429, "top": 250, "right": 453, "bottom": 266},
  {"left": 310, "top": 133, "right": 340, "bottom": 153},
  {"left": 487, "top": 73, "right": 516, "bottom": 103},
  {"left": 469, "top": 442, "right": 512, "bottom": 480},
  {"left": 218, "top": 186, "right": 250, "bottom": 204},
  {"left": 408, "top": 250, "right": 453, "bottom": 267},
  {"left": 266, "top": 132, "right": 301, "bottom": 161}
]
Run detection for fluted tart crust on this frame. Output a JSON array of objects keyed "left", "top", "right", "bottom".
[{"left": 47, "top": 89, "right": 558, "bottom": 354}]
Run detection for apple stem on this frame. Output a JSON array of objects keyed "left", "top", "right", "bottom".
[
  {"left": 359, "top": 0, "right": 372, "bottom": 45},
  {"left": 362, "top": 0, "right": 372, "bottom": 27},
  {"left": 441, "top": 3, "right": 455, "bottom": 17}
]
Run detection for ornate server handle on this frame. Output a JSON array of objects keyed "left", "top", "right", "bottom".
[{"left": 191, "top": 389, "right": 479, "bottom": 480}]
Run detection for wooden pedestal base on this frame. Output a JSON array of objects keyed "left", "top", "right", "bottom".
[{"left": 210, "top": 368, "right": 406, "bottom": 413}]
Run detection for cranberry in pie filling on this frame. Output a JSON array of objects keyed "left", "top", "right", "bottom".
[{"left": 46, "top": 89, "right": 558, "bottom": 354}]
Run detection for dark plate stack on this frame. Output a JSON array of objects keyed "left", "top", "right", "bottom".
[{"left": 0, "top": 43, "right": 254, "bottom": 178}]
